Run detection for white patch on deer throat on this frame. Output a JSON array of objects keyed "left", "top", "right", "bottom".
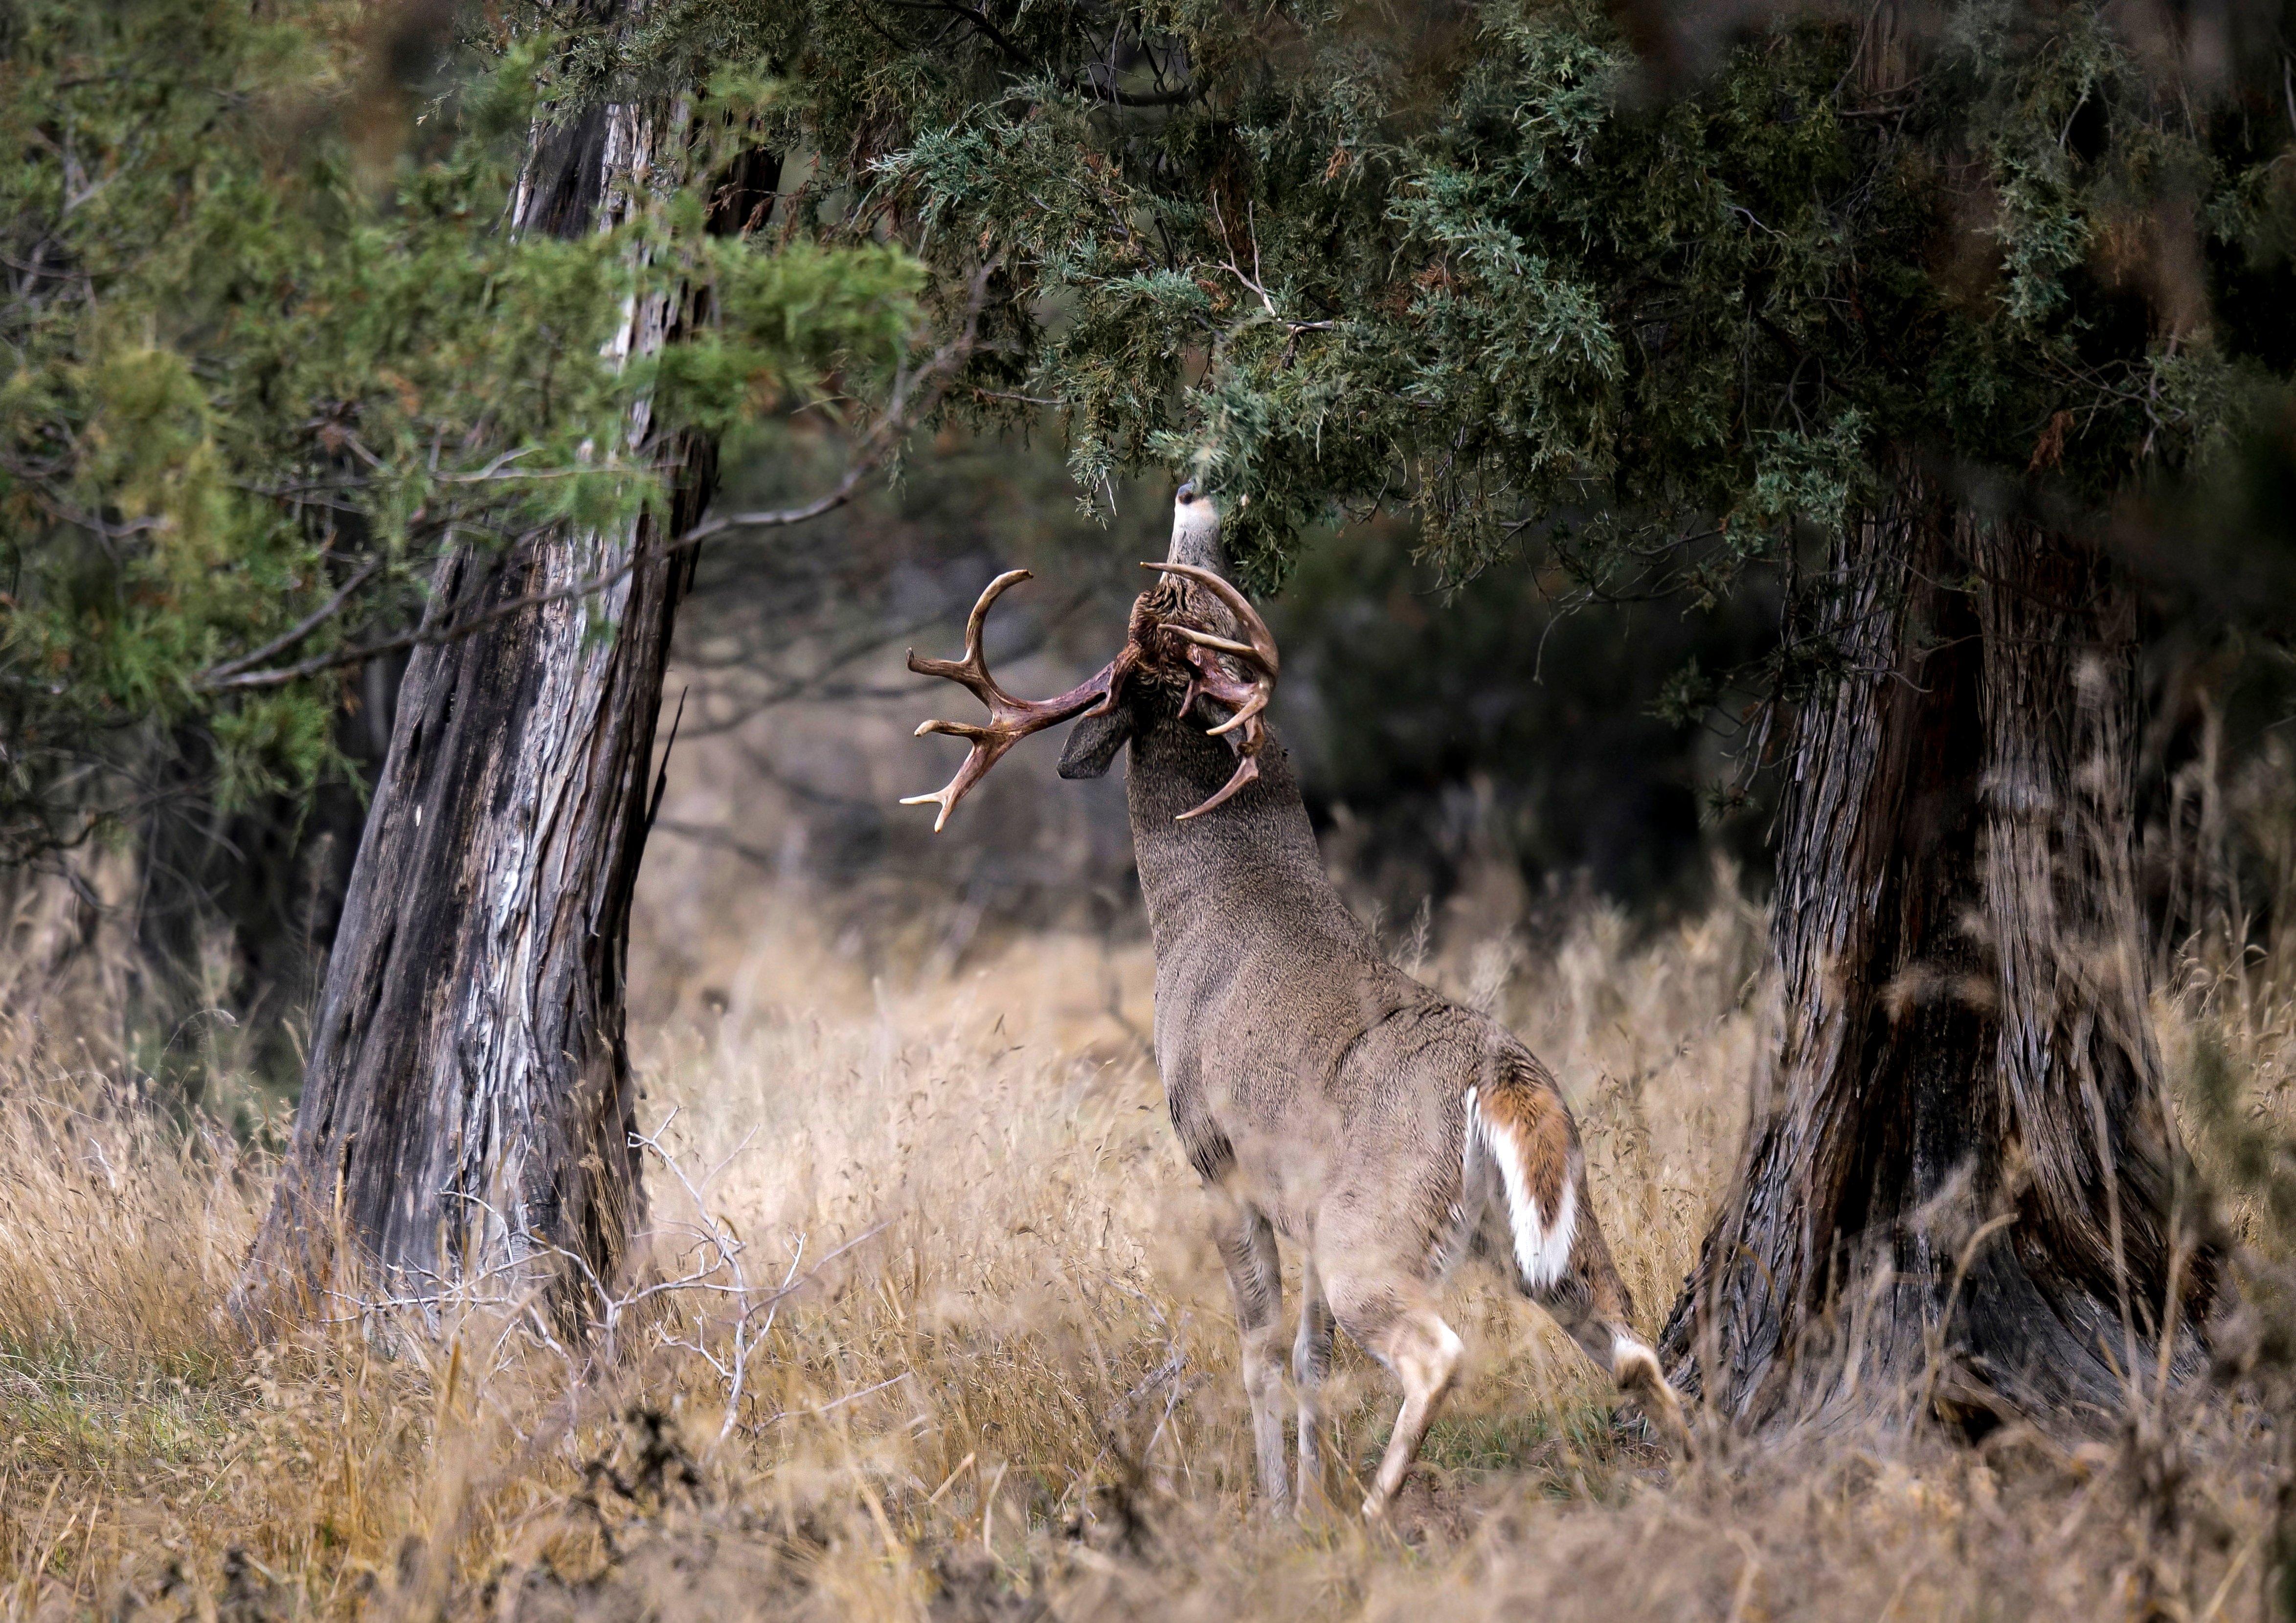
[{"left": 1490, "top": 1121, "right": 1576, "bottom": 1291}]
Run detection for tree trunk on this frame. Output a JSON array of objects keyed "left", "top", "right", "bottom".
[
  {"left": 1659, "top": 467, "right": 2214, "bottom": 1431},
  {"left": 241, "top": 77, "right": 762, "bottom": 1325}
]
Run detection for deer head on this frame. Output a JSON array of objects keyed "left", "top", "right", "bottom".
[{"left": 900, "top": 484, "right": 1279, "bottom": 829}]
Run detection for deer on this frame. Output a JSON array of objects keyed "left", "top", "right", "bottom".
[{"left": 900, "top": 483, "right": 1690, "bottom": 1520}]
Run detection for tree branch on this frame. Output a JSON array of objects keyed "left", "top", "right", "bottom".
[
  {"left": 194, "top": 262, "right": 999, "bottom": 696},
  {"left": 200, "top": 556, "right": 383, "bottom": 682},
  {"left": 1076, "top": 73, "right": 1197, "bottom": 108},
  {"left": 878, "top": 0, "right": 1028, "bottom": 64}
]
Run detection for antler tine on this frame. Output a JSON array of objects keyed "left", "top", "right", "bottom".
[
  {"left": 1144, "top": 562, "right": 1280, "bottom": 677},
  {"left": 1139, "top": 562, "right": 1282, "bottom": 822},
  {"left": 1174, "top": 752, "right": 1261, "bottom": 821},
  {"left": 906, "top": 568, "right": 1033, "bottom": 707},
  {"left": 902, "top": 571, "right": 1124, "bottom": 833}
]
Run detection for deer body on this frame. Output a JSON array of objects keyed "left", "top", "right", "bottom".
[{"left": 907, "top": 489, "right": 1687, "bottom": 1519}]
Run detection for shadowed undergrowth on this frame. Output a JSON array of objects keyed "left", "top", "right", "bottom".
[{"left": 0, "top": 883, "right": 2289, "bottom": 1621}]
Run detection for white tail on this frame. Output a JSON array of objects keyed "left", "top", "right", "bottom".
[{"left": 1469, "top": 1084, "right": 1579, "bottom": 1292}]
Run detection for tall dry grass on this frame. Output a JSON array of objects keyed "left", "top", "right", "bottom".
[{"left": 0, "top": 869, "right": 2289, "bottom": 1621}]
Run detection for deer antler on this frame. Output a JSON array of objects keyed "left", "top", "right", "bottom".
[
  {"left": 901, "top": 570, "right": 1130, "bottom": 832},
  {"left": 1144, "top": 562, "right": 1281, "bottom": 822}
]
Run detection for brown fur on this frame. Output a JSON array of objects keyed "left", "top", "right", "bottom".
[{"left": 1039, "top": 493, "right": 1691, "bottom": 1518}]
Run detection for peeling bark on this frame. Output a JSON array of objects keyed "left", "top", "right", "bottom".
[
  {"left": 242, "top": 61, "right": 767, "bottom": 1324},
  {"left": 1660, "top": 468, "right": 2213, "bottom": 1431}
]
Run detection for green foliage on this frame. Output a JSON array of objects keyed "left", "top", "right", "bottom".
[
  {"left": 0, "top": 0, "right": 923, "bottom": 864},
  {"left": 763, "top": 0, "right": 2296, "bottom": 625},
  {"left": 19, "top": 0, "right": 2292, "bottom": 866}
]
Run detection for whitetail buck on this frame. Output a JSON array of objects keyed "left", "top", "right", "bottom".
[{"left": 902, "top": 485, "right": 1689, "bottom": 1518}]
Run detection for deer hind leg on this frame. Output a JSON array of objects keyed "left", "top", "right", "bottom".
[
  {"left": 1293, "top": 1250, "right": 1335, "bottom": 1514},
  {"left": 1212, "top": 1196, "right": 1291, "bottom": 1511},
  {"left": 1324, "top": 1272, "right": 1463, "bottom": 1521},
  {"left": 1477, "top": 1083, "right": 1692, "bottom": 1454},
  {"left": 1548, "top": 1305, "right": 1692, "bottom": 1453},
  {"left": 1521, "top": 1205, "right": 1692, "bottom": 1454},
  {"left": 1524, "top": 1184, "right": 1689, "bottom": 1451}
]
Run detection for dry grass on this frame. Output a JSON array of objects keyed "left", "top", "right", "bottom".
[{"left": 0, "top": 874, "right": 2290, "bottom": 1622}]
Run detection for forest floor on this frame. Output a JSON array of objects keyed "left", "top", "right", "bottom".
[{"left": 0, "top": 879, "right": 2290, "bottom": 1621}]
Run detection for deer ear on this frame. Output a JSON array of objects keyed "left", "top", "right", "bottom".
[{"left": 1057, "top": 708, "right": 1133, "bottom": 779}]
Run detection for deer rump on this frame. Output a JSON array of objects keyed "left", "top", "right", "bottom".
[{"left": 901, "top": 490, "right": 1686, "bottom": 1518}]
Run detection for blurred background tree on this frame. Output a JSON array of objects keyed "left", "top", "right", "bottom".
[{"left": 0, "top": 0, "right": 919, "bottom": 1099}]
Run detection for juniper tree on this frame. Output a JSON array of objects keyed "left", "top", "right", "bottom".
[
  {"left": 763, "top": 0, "right": 2296, "bottom": 1426},
  {"left": 1, "top": 0, "right": 938, "bottom": 1309}
]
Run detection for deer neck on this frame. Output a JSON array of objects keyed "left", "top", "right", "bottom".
[{"left": 1124, "top": 710, "right": 1336, "bottom": 950}]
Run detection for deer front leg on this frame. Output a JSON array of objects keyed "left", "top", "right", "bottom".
[
  {"left": 1293, "top": 1250, "right": 1334, "bottom": 1514},
  {"left": 1212, "top": 1196, "right": 1290, "bottom": 1512}
]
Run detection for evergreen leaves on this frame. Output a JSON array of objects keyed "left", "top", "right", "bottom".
[
  {"left": 789, "top": 0, "right": 2294, "bottom": 609},
  {"left": 11, "top": 0, "right": 2293, "bottom": 862},
  {"left": 0, "top": 0, "right": 924, "bottom": 863}
]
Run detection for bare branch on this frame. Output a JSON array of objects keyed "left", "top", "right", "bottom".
[
  {"left": 193, "top": 262, "right": 1001, "bottom": 696},
  {"left": 200, "top": 556, "right": 383, "bottom": 683}
]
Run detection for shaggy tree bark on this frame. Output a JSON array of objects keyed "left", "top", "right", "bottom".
[
  {"left": 240, "top": 80, "right": 773, "bottom": 1323},
  {"left": 1660, "top": 469, "right": 2214, "bottom": 1430}
]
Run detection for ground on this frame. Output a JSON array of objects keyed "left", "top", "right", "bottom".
[{"left": 0, "top": 874, "right": 2288, "bottom": 1621}]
